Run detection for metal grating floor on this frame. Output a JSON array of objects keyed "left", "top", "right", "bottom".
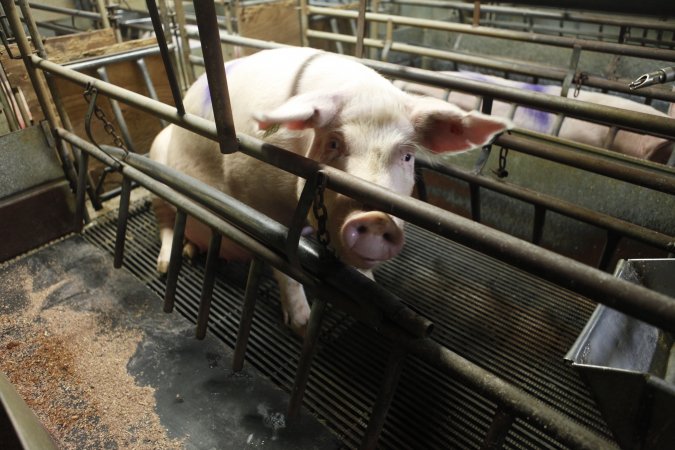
[{"left": 83, "top": 200, "right": 617, "bottom": 449}]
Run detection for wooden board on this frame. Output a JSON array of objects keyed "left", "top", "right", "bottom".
[{"left": 237, "top": 0, "right": 301, "bottom": 56}]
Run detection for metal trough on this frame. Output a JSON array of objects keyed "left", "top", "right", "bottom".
[{"left": 567, "top": 258, "right": 675, "bottom": 449}]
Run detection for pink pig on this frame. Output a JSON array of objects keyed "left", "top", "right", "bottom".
[
  {"left": 150, "top": 47, "right": 510, "bottom": 335},
  {"left": 395, "top": 72, "right": 674, "bottom": 164}
]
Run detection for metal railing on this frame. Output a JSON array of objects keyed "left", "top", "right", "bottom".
[{"left": 3, "top": 1, "right": 675, "bottom": 448}]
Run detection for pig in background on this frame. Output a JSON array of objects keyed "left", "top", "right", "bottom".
[
  {"left": 394, "top": 72, "right": 675, "bottom": 165},
  {"left": 149, "top": 47, "right": 511, "bottom": 335}
]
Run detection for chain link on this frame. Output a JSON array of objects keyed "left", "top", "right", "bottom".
[
  {"left": 493, "top": 147, "right": 509, "bottom": 178},
  {"left": 83, "top": 84, "right": 128, "bottom": 153},
  {"left": 573, "top": 71, "right": 588, "bottom": 98},
  {"left": 312, "top": 174, "right": 331, "bottom": 248}
]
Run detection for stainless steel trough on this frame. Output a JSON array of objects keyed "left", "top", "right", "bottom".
[{"left": 567, "top": 258, "right": 675, "bottom": 450}]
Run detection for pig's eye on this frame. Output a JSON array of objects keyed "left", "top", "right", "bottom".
[
  {"left": 325, "top": 133, "right": 345, "bottom": 161},
  {"left": 403, "top": 153, "right": 414, "bottom": 162}
]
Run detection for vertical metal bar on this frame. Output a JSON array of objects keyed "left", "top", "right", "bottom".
[
  {"left": 601, "top": 126, "right": 619, "bottom": 149},
  {"left": 193, "top": 0, "right": 238, "bottom": 154},
  {"left": 469, "top": 182, "right": 481, "bottom": 222},
  {"left": 146, "top": 0, "right": 185, "bottom": 116},
  {"left": 472, "top": 0, "right": 480, "bottom": 27},
  {"left": 480, "top": 407, "right": 515, "bottom": 450},
  {"left": 329, "top": 18, "right": 344, "bottom": 54},
  {"left": 196, "top": 230, "right": 223, "bottom": 340},
  {"left": 299, "top": 0, "right": 309, "bottom": 48},
  {"left": 164, "top": 210, "right": 187, "bottom": 313},
  {"left": 96, "top": 66, "right": 136, "bottom": 153},
  {"left": 598, "top": 231, "right": 621, "bottom": 271},
  {"left": 359, "top": 344, "right": 407, "bottom": 450},
  {"left": 172, "top": 0, "right": 195, "bottom": 85},
  {"left": 532, "top": 204, "right": 546, "bottom": 245},
  {"left": 94, "top": 0, "right": 110, "bottom": 29},
  {"left": 74, "top": 149, "right": 89, "bottom": 230},
  {"left": 286, "top": 176, "right": 318, "bottom": 269},
  {"left": 135, "top": 58, "right": 168, "bottom": 128},
  {"left": 232, "top": 258, "right": 265, "bottom": 372},
  {"left": 551, "top": 44, "right": 582, "bottom": 136},
  {"left": 354, "top": 0, "right": 367, "bottom": 58},
  {"left": 113, "top": 176, "right": 132, "bottom": 269},
  {"left": 288, "top": 297, "right": 327, "bottom": 418},
  {"left": 472, "top": 97, "right": 494, "bottom": 174},
  {"left": 414, "top": 166, "right": 428, "bottom": 202}
]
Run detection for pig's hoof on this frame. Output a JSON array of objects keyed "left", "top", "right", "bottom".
[
  {"left": 156, "top": 258, "right": 170, "bottom": 274},
  {"left": 283, "top": 309, "right": 310, "bottom": 338},
  {"left": 182, "top": 242, "right": 197, "bottom": 260}
]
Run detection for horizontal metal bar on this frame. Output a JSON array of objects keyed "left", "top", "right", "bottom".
[
  {"left": 307, "top": 6, "right": 675, "bottom": 61},
  {"left": 65, "top": 45, "right": 163, "bottom": 72},
  {"left": 415, "top": 153, "right": 675, "bottom": 251},
  {"left": 390, "top": 0, "right": 675, "bottom": 30},
  {"left": 24, "top": 2, "right": 101, "bottom": 20}
]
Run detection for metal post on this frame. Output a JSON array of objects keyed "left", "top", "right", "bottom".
[
  {"left": 354, "top": 0, "right": 367, "bottom": 58},
  {"left": 532, "top": 205, "right": 546, "bottom": 245},
  {"left": 146, "top": 0, "right": 185, "bottom": 116},
  {"left": 94, "top": 0, "right": 110, "bottom": 29},
  {"left": 469, "top": 183, "right": 481, "bottom": 222},
  {"left": 232, "top": 258, "right": 265, "bottom": 372},
  {"left": 359, "top": 344, "right": 407, "bottom": 449},
  {"left": 163, "top": 210, "right": 187, "bottom": 313},
  {"left": 171, "top": 0, "right": 194, "bottom": 85},
  {"left": 136, "top": 58, "right": 168, "bottom": 128},
  {"left": 196, "top": 230, "right": 223, "bottom": 339},
  {"left": 288, "top": 297, "right": 328, "bottom": 418},
  {"left": 480, "top": 407, "right": 515, "bottom": 450},
  {"left": 192, "top": 0, "right": 238, "bottom": 154},
  {"left": 74, "top": 149, "right": 89, "bottom": 230},
  {"left": 113, "top": 176, "right": 132, "bottom": 268}
]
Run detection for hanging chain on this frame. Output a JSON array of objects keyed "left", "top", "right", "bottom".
[
  {"left": 493, "top": 147, "right": 509, "bottom": 178},
  {"left": 573, "top": 71, "right": 588, "bottom": 98},
  {"left": 83, "top": 83, "right": 128, "bottom": 153},
  {"left": 312, "top": 173, "right": 331, "bottom": 249}
]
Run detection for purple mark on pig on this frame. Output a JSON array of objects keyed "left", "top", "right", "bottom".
[
  {"left": 198, "top": 59, "right": 245, "bottom": 116},
  {"left": 458, "top": 71, "right": 554, "bottom": 133}
]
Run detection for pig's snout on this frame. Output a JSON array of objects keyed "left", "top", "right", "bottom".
[{"left": 340, "top": 212, "right": 404, "bottom": 269}]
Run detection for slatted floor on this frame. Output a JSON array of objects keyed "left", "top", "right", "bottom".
[{"left": 83, "top": 200, "right": 617, "bottom": 449}]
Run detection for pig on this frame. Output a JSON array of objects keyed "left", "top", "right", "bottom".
[
  {"left": 394, "top": 71, "right": 675, "bottom": 164},
  {"left": 149, "top": 47, "right": 510, "bottom": 335}
]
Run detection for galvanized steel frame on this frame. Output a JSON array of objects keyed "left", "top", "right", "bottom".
[{"left": 4, "top": 1, "right": 675, "bottom": 448}]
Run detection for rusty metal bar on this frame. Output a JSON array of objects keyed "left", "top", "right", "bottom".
[
  {"left": 354, "top": 0, "right": 367, "bottom": 58},
  {"left": 74, "top": 147, "right": 88, "bottom": 230},
  {"left": 113, "top": 176, "right": 132, "bottom": 269},
  {"left": 192, "top": 0, "right": 238, "bottom": 154},
  {"left": 232, "top": 258, "right": 265, "bottom": 372},
  {"left": 480, "top": 406, "right": 515, "bottom": 450},
  {"left": 196, "top": 230, "right": 223, "bottom": 340},
  {"left": 163, "top": 210, "right": 187, "bottom": 313}
]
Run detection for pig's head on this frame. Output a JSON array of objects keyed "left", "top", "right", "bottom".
[{"left": 254, "top": 88, "right": 511, "bottom": 270}]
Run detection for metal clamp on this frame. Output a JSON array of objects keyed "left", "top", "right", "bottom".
[{"left": 629, "top": 67, "right": 675, "bottom": 90}]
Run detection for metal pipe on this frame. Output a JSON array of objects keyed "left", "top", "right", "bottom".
[
  {"left": 232, "top": 258, "right": 265, "bottom": 372},
  {"left": 113, "top": 176, "right": 132, "bottom": 269},
  {"left": 146, "top": 0, "right": 185, "bottom": 115},
  {"left": 354, "top": 0, "right": 367, "bottom": 58},
  {"left": 163, "top": 210, "right": 187, "bottom": 313},
  {"left": 307, "top": 6, "right": 675, "bottom": 62},
  {"left": 66, "top": 45, "right": 164, "bottom": 72},
  {"left": 23, "top": 2, "right": 101, "bottom": 20},
  {"left": 192, "top": 0, "right": 238, "bottom": 154},
  {"left": 136, "top": 58, "right": 168, "bottom": 128},
  {"left": 196, "top": 231, "right": 222, "bottom": 339}
]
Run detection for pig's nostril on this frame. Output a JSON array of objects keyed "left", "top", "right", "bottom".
[
  {"left": 357, "top": 225, "right": 368, "bottom": 234},
  {"left": 383, "top": 232, "right": 393, "bottom": 243}
]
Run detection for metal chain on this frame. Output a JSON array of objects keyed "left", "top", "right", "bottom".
[
  {"left": 493, "top": 147, "right": 509, "bottom": 178},
  {"left": 83, "top": 83, "right": 128, "bottom": 152},
  {"left": 573, "top": 71, "right": 588, "bottom": 98},
  {"left": 312, "top": 174, "right": 331, "bottom": 248}
]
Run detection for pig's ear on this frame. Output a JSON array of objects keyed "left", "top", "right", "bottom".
[
  {"left": 410, "top": 97, "right": 512, "bottom": 153},
  {"left": 253, "top": 91, "right": 344, "bottom": 131}
]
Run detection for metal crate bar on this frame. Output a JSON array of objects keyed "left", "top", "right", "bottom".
[{"left": 307, "top": 6, "right": 675, "bottom": 62}]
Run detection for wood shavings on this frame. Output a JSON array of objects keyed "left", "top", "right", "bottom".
[{"left": 0, "top": 265, "right": 183, "bottom": 449}]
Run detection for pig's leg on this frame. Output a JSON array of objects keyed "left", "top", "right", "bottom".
[
  {"left": 152, "top": 196, "right": 197, "bottom": 273},
  {"left": 272, "top": 269, "right": 310, "bottom": 336}
]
